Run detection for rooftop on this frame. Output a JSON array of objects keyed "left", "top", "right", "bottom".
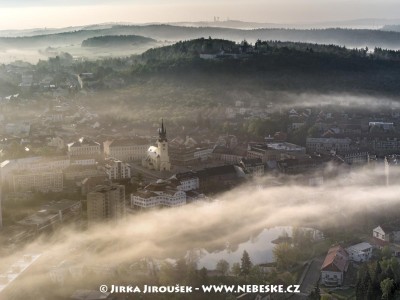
[{"left": 346, "top": 242, "right": 373, "bottom": 252}]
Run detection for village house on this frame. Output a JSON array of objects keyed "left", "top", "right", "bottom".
[{"left": 321, "top": 245, "right": 349, "bottom": 286}]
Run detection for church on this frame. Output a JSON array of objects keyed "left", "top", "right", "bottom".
[{"left": 142, "top": 120, "right": 171, "bottom": 171}]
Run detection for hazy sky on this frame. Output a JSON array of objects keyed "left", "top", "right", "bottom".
[{"left": 0, "top": 0, "right": 400, "bottom": 30}]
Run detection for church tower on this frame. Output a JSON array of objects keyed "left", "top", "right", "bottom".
[{"left": 157, "top": 119, "right": 171, "bottom": 171}]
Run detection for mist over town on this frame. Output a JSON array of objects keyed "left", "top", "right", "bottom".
[{"left": 1, "top": 1, "right": 400, "bottom": 300}]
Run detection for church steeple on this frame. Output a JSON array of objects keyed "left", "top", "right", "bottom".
[{"left": 158, "top": 119, "right": 167, "bottom": 142}]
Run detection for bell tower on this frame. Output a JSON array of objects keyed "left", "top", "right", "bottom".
[{"left": 157, "top": 119, "right": 171, "bottom": 171}]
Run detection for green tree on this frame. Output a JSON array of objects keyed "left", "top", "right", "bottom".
[
  {"left": 240, "top": 250, "right": 253, "bottom": 276},
  {"left": 216, "top": 259, "right": 230, "bottom": 276},
  {"left": 380, "top": 278, "right": 394, "bottom": 300},
  {"left": 382, "top": 246, "right": 392, "bottom": 259},
  {"left": 273, "top": 242, "right": 297, "bottom": 270},
  {"left": 249, "top": 265, "right": 267, "bottom": 284},
  {"left": 231, "top": 262, "right": 241, "bottom": 277}
]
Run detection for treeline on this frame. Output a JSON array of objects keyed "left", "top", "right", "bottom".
[
  {"left": 129, "top": 38, "right": 400, "bottom": 95},
  {"left": 142, "top": 37, "right": 236, "bottom": 61},
  {"left": 81, "top": 35, "right": 156, "bottom": 47}
]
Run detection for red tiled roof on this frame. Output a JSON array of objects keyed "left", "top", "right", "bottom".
[{"left": 321, "top": 245, "right": 349, "bottom": 273}]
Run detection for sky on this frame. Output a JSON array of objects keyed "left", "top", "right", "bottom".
[{"left": 0, "top": 0, "right": 400, "bottom": 30}]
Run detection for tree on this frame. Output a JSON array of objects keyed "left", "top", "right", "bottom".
[
  {"left": 136, "top": 172, "right": 144, "bottom": 183},
  {"left": 249, "top": 265, "right": 267, "bottom": 284},
  {"left": 240, "top": 250, "right": 253, "bottom": 276},
  {"left": 273, "top": 242, "right": 297, "bottom": 270},
  {"left": 231, "top": 263, "right": 241, "bottom": 277},
  {"left": 382, "top": 246, "right": 392, "bottom": 259},
  {"left": 216, "top": 259, "right": 230, "bottom": 276},
  {"left": 380, "top": 278, "right": 394, "bottom": 300}
]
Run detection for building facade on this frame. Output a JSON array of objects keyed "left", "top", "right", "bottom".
[
  {"left": 13, "top": 171, "right": 63, "bottom": 192},
  {"left": 104, "top": 158, "right": 131, "bottom": 180},
  {"left": 321, "top": 245, "right": 349, "bottom": 286},
  {"left": 103, "top": 138, "right": 149, "bottom": 162},
  {"left": 87, "top": 184, "right": 125, "bottom": 226},
  {"left": 68, "top": 137, "right": 101, "bottom": 157}
]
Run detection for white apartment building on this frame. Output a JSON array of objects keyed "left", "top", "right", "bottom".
[
  {"left": 104, "top": 158, "right": 131, "bottom": 180},
  {"left": 170, "top": 172, "right": 200, "bottom": 192},
  {"left": 131, "top": 189, "right": 186, "bottom": 209}
]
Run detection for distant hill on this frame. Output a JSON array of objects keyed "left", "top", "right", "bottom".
[
  {"left": 382, "top": 25, "right": 400, "bottom": 32},
  {"left": 81, "top": 35, "right": 156, "bottom": 47},
  {"left": 2, "top": 25, "right": 400, "bottom": 49}
]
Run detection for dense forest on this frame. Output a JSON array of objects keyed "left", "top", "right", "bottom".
[{"left": 129, "top": 38, "right": 400, "bottom": 96}]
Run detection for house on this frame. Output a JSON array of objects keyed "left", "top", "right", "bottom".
[
  {"left": 321, "top": 245, "right": 349, "bottom": 286},
  {"left": 372, "top": 225, "right": 400, "bottom": 246},
  {"left": 346, "top": 242, "right": 373, "bottom": 262}
]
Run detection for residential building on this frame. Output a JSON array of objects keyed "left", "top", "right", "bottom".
[
  {"left": 103, "top": 137, "right": 149, "bottom": 162},
  {"left": 196, "top": 165, "right": 246, "bottom": 192},
  {"left": 247, "top": 142, "right": 305, "bottom": 163},
  {"left": 369, "top": 122, "right": 394, "bottom": 132},
  {"left": 81, "top": 176, "right": 109, "bottom": 196},
  {"left": 63, "top": 165, "right": 104, "bottom": 182},
  {"left": 337, "top": 151, "right": 369, "bottom": 165},
  {"left": 306, "top": 138, "right": 352, "bottom": 153},
  {"left": 104, "top": 158, "right": 131, "bottom": 180},
  {"left": 131, "top": 180, "right": 186, "bottom": 209},
  {"left": 371, "top": 138, "right": 400, "bottom": 155},
  {"left": 87, "top": 185, "right": 125, "bottom": 226},
  {"left": 172, "top": 172, "right": 200, "bottom": 191},
  {"left": 13, "top": 170, "right": 63, "bottom": 192},
  {"left": 321, "top": 245, "right": 349, "bottom": 286},
  {"left": 239, "top": 158, "right": 265, "bottom": 177},
  {"left": 67, "top": 137, "right": 101, "bottom": 157},
  {"left": 346, "top": 242, "right": 373, "bottom": 262},
  {"left": 372, "top": 225, "right": 400, "bottom": 245}
]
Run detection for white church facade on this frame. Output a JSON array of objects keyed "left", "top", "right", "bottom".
[{"left": 142, "top": 120, "right": 171, "bottom": 171}]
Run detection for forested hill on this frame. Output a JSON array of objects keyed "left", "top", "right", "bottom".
[
  {"left": 81, "top": 35, "right": 156, "bottom": 47},
  {"left": 130, "top": 38, "right": 400, "bottom": 96}
]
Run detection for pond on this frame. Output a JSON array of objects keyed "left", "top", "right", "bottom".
[{"left": 188, "top": 226, "right": 322, "bottom": 270}]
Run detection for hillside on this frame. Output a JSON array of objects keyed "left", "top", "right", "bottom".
[
  {"left": 130, "top": 38, "right": 400, "bottom": 96},
  {"left": 81, "top": 35, "right": 156, "bottom": 47}
]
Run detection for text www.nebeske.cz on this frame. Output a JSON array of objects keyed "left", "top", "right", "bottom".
[{"left": 103, "top": 284, "right": 301, "bottom": 294}]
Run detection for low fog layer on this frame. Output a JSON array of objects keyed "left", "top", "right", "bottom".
[{"left": 1, "top": 165, "right": 399, "bottom": 294}]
